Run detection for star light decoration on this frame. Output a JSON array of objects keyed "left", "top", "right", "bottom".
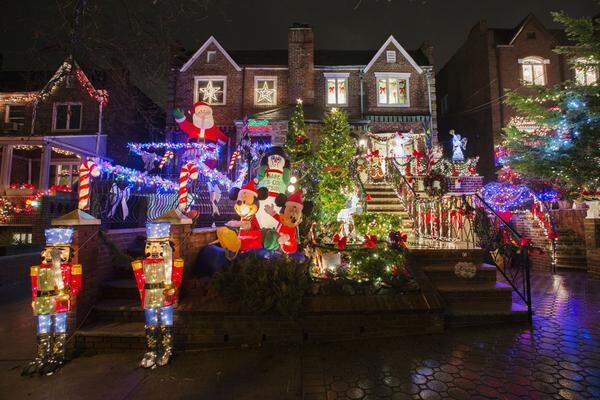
[
  {"left": 256, "top": 81, "right": 275, "bottom": 104},
  {"left": 198, "top": 81, "right": 223, "bottom": 104}
]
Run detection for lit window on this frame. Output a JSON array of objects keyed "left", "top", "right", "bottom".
[
  {"left": 55, "top": 164, "right": 79, "bottom": 187},
  {"left": 194, "top": 76, "right": 226, "bottom": 105},
  {"left": 5, "top": 105, "right": 25, "bottom": 124},
  {"left": 325, "top": 74, "right": 348, "bottom": 105},
  {"left": 520, "top": 57, "right": 547, "bottom": 85},
  {"left": 376, "top": 73, "right": 410, "bottom": 106},
  {"left": 254, "top": 76, "right": 277, "bottom": 106},
  {"left": 574, "top": 58, "right": 598, "bottom": 85},
  {"left": 53, "top": 102, "right": 82, "bottom": 131}
]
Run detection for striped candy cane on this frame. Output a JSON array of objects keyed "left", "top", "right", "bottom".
[
  {"left": 78, "top": 161, "right": 101, "bottom": 210},
  {"left": 228, "top": 150, "right": 240, "bottom": 170},
  {"left": 178, "top": 161, "right": 198, "bottom": 211},
  {"left": 158, "top": 150, "right": 174, "bottom": 169}
]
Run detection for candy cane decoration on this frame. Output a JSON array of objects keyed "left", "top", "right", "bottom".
[
  {"left": 178, "top": 161, "right": 198, "bottom": 211},
  {"left": 228, "top": 150, "right": 240, "bottom": 170},
  {"left": 158, "top": 150, "right": 174, "bottom": 169},
  {"left": 78, "top": 161, "right": 101, "bottom": 210}
]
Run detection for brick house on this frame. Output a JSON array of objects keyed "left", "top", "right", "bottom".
[
  {"left": 436, "top": 14, "right": 597, "bottom": 180},
  {"left": 0, "top": 57, "right": 164, "bottom": 192},
  {"left": 167, "top": 24, "right": 438, "bottom": 157}
]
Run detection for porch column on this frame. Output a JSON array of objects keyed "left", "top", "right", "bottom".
[
  {"left": 0, "top": 145, "right": 14, "bottom": 191},
  {"left": 39, "top": 143, "right": 52, "bottom": 191}
]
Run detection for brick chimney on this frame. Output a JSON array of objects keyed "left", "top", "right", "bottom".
[{"left": 288, "top": 23, "right": 315, "bottom": 105}]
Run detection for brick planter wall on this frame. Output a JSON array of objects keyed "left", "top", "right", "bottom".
[
  {"left": 550, "top": 209, "right": 587, "bottom": 239},
  {"left": 585, "top": 219, "right": 600, "bottom": 278},
  {"left": 447, "top": 176, "right": 483, "bottom": 193},
  {"left": 511, "top": 212, "right": 553, "bottom": 271}
]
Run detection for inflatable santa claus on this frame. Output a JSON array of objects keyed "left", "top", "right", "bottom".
[{"left": 173, "top": 102, "right": 229, "bottom": 144}]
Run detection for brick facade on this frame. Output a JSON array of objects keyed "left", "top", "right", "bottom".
[
  {"left": 436, "top": 15, "right": 574, "bottom": 179},
  {"left": 167, "top": 26, "right": 437, "bottom": 147}
]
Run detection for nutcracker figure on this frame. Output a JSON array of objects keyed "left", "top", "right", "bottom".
[
  {"left": 22, "top": 228, "right": 82, "bottom": 376},
  {"left": 131, "top": 222, "right": 184, "bottom": 369}
]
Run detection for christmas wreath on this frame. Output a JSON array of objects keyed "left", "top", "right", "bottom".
[{"left": 423, "top": 173, "right": 448, "bottom": 197}]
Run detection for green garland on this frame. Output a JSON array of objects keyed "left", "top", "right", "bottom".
[{"left": 353, "top": 213, "right": 404, "bottom": 239}]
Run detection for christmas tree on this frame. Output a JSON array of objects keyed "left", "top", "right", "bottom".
[
  {"left": 285, "top": 99, "right": 312, "bottom": 166},
  {"left": 502, "top": 12, "right": 600, "bottom": 198},
  {"left": 314, "top": 108, "right": 355, "bottom": 226}
]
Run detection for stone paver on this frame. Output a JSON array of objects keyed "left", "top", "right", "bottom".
[{"left": 0, "top": 271, "right": 599, "bottom": 399}]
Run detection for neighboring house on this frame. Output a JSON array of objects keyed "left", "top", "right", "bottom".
[
  {"left": 436, "top": 14, "right": 597, "bottom": 180},
  {"left": 167, "top": 24, "right": 438, "bottom": 157},
  {"left": 0, "top": 57, "right": 164, "bottom": 192}
]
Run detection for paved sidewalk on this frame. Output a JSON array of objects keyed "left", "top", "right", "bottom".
[{"left": 1, "top": 271, "right": 599, "bottom": 399}]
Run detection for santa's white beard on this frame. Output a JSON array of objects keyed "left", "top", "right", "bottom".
[{"left": 193, "top": 113, "right": 214, "bottom": 130}]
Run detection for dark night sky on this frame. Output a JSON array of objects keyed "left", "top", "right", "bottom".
[{"left": 1, "top": 0, "right": 598, "bottom": 105}]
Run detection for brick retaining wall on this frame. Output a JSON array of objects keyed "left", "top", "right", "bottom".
[{"left": 511, "top": 212, "right": 553, "bottom": 271}]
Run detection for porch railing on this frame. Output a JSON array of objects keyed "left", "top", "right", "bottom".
[{"left": 383, "top": 158, "right": 533, "bottom": 323}]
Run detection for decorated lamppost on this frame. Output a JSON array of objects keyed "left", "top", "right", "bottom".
[{"left": 22, "top": 228, "right": 82, "bottom": 376}]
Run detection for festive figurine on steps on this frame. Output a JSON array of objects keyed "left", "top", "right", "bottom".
[
  {"left": 131, "top": 222, "right": 184, "bottom": 369},
  {"left": 22, "top": 228, "right": 82, "bottom": 376},
  {"left": 255, "top": 147, "right": 290, "bottom": 229},
  {"left": 450, "top": 129, "right": 467, "bottom": 162},
  {"left": 264, "top": 190, "right": 304, "bottom": 254}
]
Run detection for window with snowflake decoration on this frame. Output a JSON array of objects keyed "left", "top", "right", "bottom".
[
  {"left": 375, "top": 73, "right": 410, "bottom": 107},
  {"left": 325, "top": 73, "right": 348, "bottom": 106},
  {"left": 254, "top": 76, "right": 277, "bottom": 106},
  {"left": 519, "top": 57, "right": 547, "bottom": 85},
  {"left": 194, "top": 76, "right": 226, "bottom": 105},
  {"left": 574, "top": 58, "right": 598, "bottom": 85}
]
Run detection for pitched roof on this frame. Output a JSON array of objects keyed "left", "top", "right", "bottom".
[
  {"left": 180, "top": 36, "right": 242, "bottom": 72},
  {"left": 364, "top": 36, "right": 424, "bottom": 73},
  {"left": 490, "top": 13, "right": 571, "bottom": 46},
  {"left": 177, "top": 38, "right": 431, "bottom": 69}
]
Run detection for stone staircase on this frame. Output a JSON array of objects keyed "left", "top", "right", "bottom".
[
  {"left": 363, "top": 184, "right": 413, "bottom": 231},
  {"left": 407, "top": 248, "right": 529, "bottom": 327},
  {"left": 555, "top": 229, "right": 587, "bottom": 271}
]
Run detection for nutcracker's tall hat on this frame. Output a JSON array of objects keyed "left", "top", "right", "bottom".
[
  {"left": 146, "top": 222, "right": 171, "bottom": 240},
  {"left": 45, "top": 228, "right": 74, "bottom": 246}
]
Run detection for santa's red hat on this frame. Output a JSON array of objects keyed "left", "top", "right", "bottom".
[
  {"left": 191, "top": 101, "right": 211, "bottom": 113},
  {"left": 239, "top": 180, "right": 258, "bottom": 198},
  {"left": 286, "top": 190, "right": 303, "bottom": 209}
]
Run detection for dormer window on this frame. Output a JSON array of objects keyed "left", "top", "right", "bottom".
[
  {"left": 53, "top": 102, "right": 82, "bottom": 131},
  {"left": 386, "top": 50, "right": 396, "bottom": 63},
  {"left": 324, "top": 73, "right": 349, "bottom": 106},
  {"left": 375, "top": 72, "right": 410, "bottom": 107},
  {"left": 526, "top": 32, "right": 536, "bottom": 40},
  {"left": 207, "top": 51, "right": 216, "bottom": 63},
  {"left": 574, "top": 58, "right": 598, "bottom": 85},
  {"left": 519, "top": 56, "right": 548, "bottom": 85}
]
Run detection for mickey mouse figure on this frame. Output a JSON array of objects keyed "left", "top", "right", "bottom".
[
  {"left": 264, "top": 190, "right": 304, "bottom": 255},
  {"left": 225, "top": 180, "right": 269, "bottom": 252}
]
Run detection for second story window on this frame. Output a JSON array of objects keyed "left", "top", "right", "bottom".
[
  {"left": 520, "top": 57, "right": 547, "bottom": 85},
  {"left": 53, "top": 102, "right": 82, "bottom": 131},
  {"left": 574, "top": 58, "right": 598, "bottom": 85},
  {"left": 254, "top": 76, "right": 277, "bottom": 106},
  {"left": 376, "top": 73, "right": 410, "bottom": 107},
  {"left": 5, "top": 105, "right": 26, "bottom": 124},
  {"left": 325, "top": 73, "right": 348, "bottom": 106},
  {"left": 194, "top": 76, "right": 226, "bottom": 105}
]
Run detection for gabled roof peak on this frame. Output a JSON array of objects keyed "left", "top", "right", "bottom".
[
  {"left": 180, "top": 36, "right": 242, "bottom": 73},
  {"left": 363, "top": 35, "right": 424, "bottom": 74}
]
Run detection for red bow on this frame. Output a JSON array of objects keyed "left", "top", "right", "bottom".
[
  {"left": 364, "top": 234, "right": 377, "bottom": 249},
  {"left": 412, "top": 150, "right": 424, "bottom": 159},
  {"left": 333, "top": 233, "right": 347, "bottom": 250},
  {"left": 368, "top": 149, "right": 380, "bottom": 158},
  {"left": 365, "top": 194, "right": 372, "bottom": 201}
]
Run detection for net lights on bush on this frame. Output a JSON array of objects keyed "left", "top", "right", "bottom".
[{"left": 481, "top": 182, "right": 533, "bottom": 211}]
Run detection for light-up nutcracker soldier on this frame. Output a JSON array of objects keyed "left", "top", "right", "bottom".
[
  {"left": 131, "top": 222, "right": 184, "bottom": 369},
  {"left": 22, "top": 228, "right": 82, "bottom": 376}
]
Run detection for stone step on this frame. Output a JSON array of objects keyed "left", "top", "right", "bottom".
[
  {"left": 555, "top": 263, "right": 588, "bottom": 271},
  {"left": 74, "top": 321, "right": 145, "bottom": 353},
  {"left": 423, "top": 263, "right": 497, "bottom": 284},
  {"left": 436, "top": 281, "right": 514, "bottom": 313},
  {"left": 408, "top": 249, "right": 486, "bottom": 264},
  {"left": 368, "top": 210, "right": 411, "bottom": 216},
  {"left": 366, "top": 204, "right": 405, "bottom": 211},
  {"left": 446, "top": 302, "right": 530, "bottom": 328},
  {"left": 367, "top": 198, "right": 402, "bottom": 204},
  {"left": 93, "top": 299, "right": 143, "bottom": 322},
  {"left": 363, "top": 185, "right": 394, "bottom": 191},
  {"left": 101, "top": 279, "right": 138, "bottom": 300}
]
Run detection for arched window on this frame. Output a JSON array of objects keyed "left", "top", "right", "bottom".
[
  {"left": 574, "top": 58, "right": 598, "bottom": 85},
  {"left": 519, "top": 56, "right": 547, "bottom": 85}
]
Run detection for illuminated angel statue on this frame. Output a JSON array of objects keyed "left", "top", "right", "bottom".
[{"left": 450, "top": 130, "right": 467, "bottom": 162}]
